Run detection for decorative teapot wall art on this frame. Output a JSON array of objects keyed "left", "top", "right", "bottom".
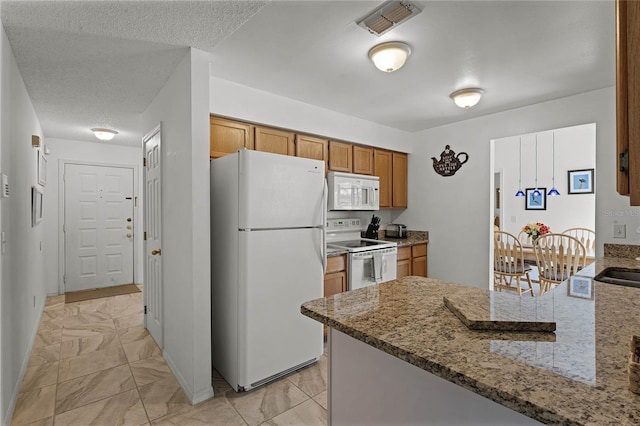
[{"left": 431, "top": 145, "right": 469, "bottom": 177}]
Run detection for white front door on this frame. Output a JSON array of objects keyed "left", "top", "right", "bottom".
[
  {"left": 143, "top": 125, "right": 163, "bottom": 347},
  {"left": 64, "top": 164, "right": 134, "bottom": 292}
]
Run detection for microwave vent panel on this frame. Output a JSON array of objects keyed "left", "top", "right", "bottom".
[{"left": 357, "top": 1, "right": 422, "bottom": 36}]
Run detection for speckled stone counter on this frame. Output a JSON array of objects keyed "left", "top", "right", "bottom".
[
  {"left": 301, "top": 268, "right": 640, "bottom": 425},
  {"left": 326, "top": 248, "right": 347, "bottom": 258},
  {"left": 375, "top": 230, "right": 429, "bottom": 247}
]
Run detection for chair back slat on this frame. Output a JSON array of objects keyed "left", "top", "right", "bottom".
[
  {"left": 534, "top": 233, "right": 587, "bottom": 295},
  {"left": 562, "top": 227, "right": 595, "bottom": 251}
]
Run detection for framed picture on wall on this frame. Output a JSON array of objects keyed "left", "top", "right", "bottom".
[
  {"left": 31, "top": 186, "right": 43, "bottom": 227},
  {"left": 567, "top": 169, "right": 594, "bottom": 194},
  {"left": 525, "top": 188, "right": 546, "bottom": 210},
  {"left": 37, "top": 150, "right": 47, "bottom": 186}
]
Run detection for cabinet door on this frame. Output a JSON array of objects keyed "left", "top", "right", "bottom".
[
  {"left": 397, "top": 259, "right": 411, "bottom": 278},
  {"left": 374, "top": 149, "right": 393, "bottom": 208},
  {"left": 324, "top": 271, "right": 347, "bottom": 296},
  {"left": 255, "top": 126, "right": 295, "bottom": 156},
  {"left": 210, "top": 117, "right": 253, "bottom": 159},
  {"left": 411, "top": 243, "right": 427, "bottom": 259},
  {"left": 412, "top": 256, "right": 427, "bottom": 277},
  {"left": 296, "top": 134, "right": 328, "bottom": 171},
  {"left": 397, "top": 246, "right": 411, "bottom": 261},
  {"left": 329, "top": 141, "right": 353, "bottom": 172},
  {"left": 353, "top": 146, "right": 374, "bottom": 175},
  {"left": 326, "top": 254, "right": 347, "bottom": 274},
  {"left": 617, "top": 0, "right": 640, "bottom": 204},
  {"left": 392, "top": 152, "right": 408, "bottom": 208}
]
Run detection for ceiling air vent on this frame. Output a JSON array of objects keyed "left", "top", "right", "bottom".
[{"left": 357, "top": 1, "right": 422, "bottom": 37}]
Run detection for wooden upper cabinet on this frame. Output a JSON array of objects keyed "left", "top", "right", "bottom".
[
  {"left": 210, "top": 117, "right": 253, "bottom": 159},
  {"left": 392, "top": 152, "right": 408, "bottom": 208},
  {"left": 328, "top": 141, "right": 353, "bottom": 172},
  {"left": 254, "top": 126, "right": 295, "bottom": 156},
  {"left": 353, "top": 146, "right": 374, "bottom": 175},
  {"left": 617, "top": 0, "right": 640, "bottom": 205},
  {"left": 374, "top": 149, "right": 393, "bottom": 208},
  {"left": 296, "top": 134, "right": 328, "bottom": 169}
]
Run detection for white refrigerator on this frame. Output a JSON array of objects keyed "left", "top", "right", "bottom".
[{"left": 210, "top": 149, "right": 326, "bottom": 391}]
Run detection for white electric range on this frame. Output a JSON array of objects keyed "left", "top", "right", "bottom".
[{"left": 326, "top": 218, "right": 397, "bottom": 290}]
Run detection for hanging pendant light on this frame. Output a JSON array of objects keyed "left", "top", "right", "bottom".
[
  {"left": 547, "top": 132, "right": 560, "bottom": 196},
  {"left": 532, "top": 135, "right": 541, "bottom": 197},
  {"left": 515, "top": 137, "right": 525, "bottom": 197}
]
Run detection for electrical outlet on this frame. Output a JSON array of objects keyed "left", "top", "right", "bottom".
[{"left": 614, "top": 223, "right": 626, "bottom": 238}]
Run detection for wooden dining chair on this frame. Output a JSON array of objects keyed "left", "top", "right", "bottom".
[
  {"left": 561, "top": 227, "right": 595, "bottom": 251},
  {"left": 493, "top": 231, "right": 535, "bottom": 297},
  {"left": 534, "top": 233, "right": 587, "bottom": 295}
]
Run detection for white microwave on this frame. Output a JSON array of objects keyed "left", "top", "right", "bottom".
[{"left": 327, "top": 172, "right": 379, "bottom": 211}]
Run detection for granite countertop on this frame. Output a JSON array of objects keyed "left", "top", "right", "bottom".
[{"left": 301, "top": 252, "right": 640, "bottom": 425}]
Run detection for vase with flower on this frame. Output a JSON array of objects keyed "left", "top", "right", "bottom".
[{"left": 522, "top": 222, "right": 550, "bottom": 243}]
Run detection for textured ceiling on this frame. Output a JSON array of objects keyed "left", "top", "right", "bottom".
[
  {"left": 0, "top": 1, "right": 616, "bottom": 147},
  {"left": 0, "top": 0, "right": 269, "bottom": 146}
]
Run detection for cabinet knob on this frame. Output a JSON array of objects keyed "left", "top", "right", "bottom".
[
  {"left": 126, "top": 233, "right": 132, "bottom": 238},
  {"left": 151, "top": 249, "right": 161, "bottom": 256}
]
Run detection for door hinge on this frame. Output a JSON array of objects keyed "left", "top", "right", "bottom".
[
  {"left": 143, "top": 157, "right": 146, "bottom": 167},
  {"left": 144, "top": 231, "right": 147, "bottom": 241},
  {"left": 144, "top": 305, "right": 148, "bottom": 315}
]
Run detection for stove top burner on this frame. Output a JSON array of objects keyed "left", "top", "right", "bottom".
[
  {"left": 327, "top": 238, "right": 397, "bottom": 253},
  {"left": 332, "top": 240, "right": 384, "bottom": 248}
]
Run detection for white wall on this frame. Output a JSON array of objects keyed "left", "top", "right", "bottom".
[
  {"left": 141, "top": 48, "right": 212, "bottom": 404},
  {"left": 210, "top": 77, "right": 414, "bottom": 154},
  {"left": 495, "top": 123, "right": 596, "bottom": 237},
  {"left": 42, "top": 138, "right": 143, "bottom": 295},
  {"left": 395, "top": 87, "right": 636, "bottom": 288},
  {"left": 1, "top": 25, "right": 47, "bottom": 424}
]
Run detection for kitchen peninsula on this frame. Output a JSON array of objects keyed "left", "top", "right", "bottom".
[{"left": 302, "top": 255, "right": 640, "bottom": 425}]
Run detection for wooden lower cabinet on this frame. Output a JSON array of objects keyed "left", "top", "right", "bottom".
[
  {"left": 324, "top": 254, "right": 347, "bottom": 337},
  {"left": 396, "top": 243, "right": 428, "bottom": 278},
  {"left": 396, "top": 246, "right": 412, "bottom": 278}
]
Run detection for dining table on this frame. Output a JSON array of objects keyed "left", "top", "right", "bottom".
[{"left": 521, "top": 244, "right": 596, "bottom": 265}]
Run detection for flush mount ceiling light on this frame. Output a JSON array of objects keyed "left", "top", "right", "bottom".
[
  {"left": 368, "top": 41, "right": 411, "bottom": 72},
  {"left": 91, "top": 128, "right": 118, "bottom": 141},
  {"left": 450, "top": 88, "right": 484, "bottom": 109}
]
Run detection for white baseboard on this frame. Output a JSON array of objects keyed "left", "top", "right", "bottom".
[{"left": 162, "top": 350, "right": 213, "bottom": 405}]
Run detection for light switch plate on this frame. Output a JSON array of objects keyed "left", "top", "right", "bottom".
[{"left": 614, "top": 223, "right": 626, "bottom": 238}]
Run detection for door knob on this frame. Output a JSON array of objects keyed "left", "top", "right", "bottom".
[
  {"left": 151, "top": 249, "right": 161, "bottom": 255},
  {"left": 126, "top": 233, "right": 132, "bottom": 238}
]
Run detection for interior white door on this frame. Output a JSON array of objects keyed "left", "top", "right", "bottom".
[
  {"left": 64, "top": 164, "right": 134, "bottom": 292},
  {"left": 143, "top": 125, "right": 163, "bottom": 347}
]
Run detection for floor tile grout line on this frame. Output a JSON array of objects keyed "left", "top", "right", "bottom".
[{"left": 118, "top": 318, "right": 153, "bottom": 426}]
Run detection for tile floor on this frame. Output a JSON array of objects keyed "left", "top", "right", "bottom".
[{"left": 11, "top": 291, "right": 328, "bottom": 426}]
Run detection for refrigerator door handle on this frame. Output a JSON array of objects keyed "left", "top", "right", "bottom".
[{"left": 321, "top": 179, "right": 327, "bottom": 275}]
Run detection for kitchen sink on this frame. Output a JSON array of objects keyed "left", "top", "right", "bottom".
[{"left": 593, "top": 268, "right": 640, "bottom": 289}]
